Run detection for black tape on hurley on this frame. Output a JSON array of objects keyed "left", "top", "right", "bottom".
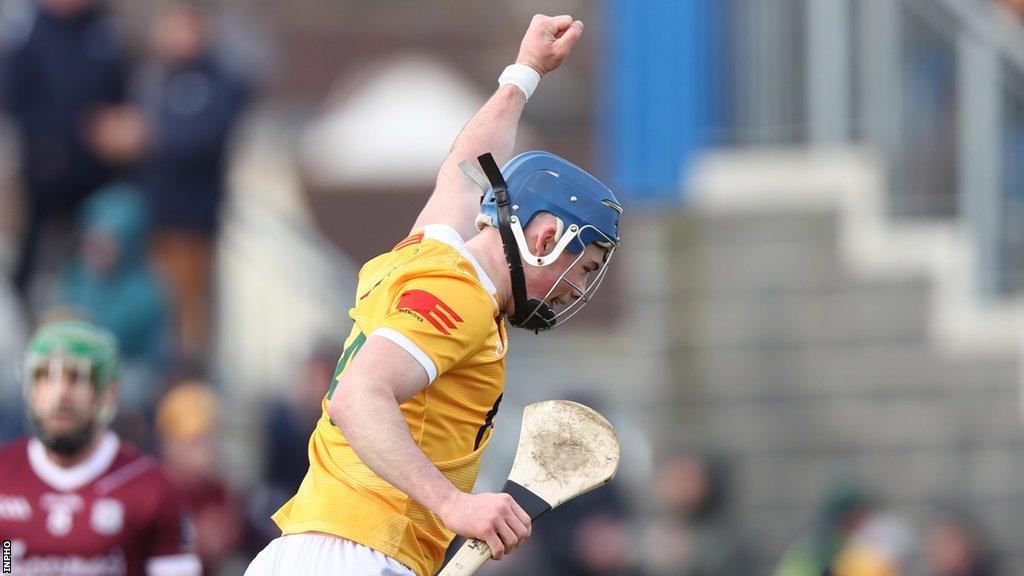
[{"left": 440, "top": 480, "right": 551, "bottom": 569}]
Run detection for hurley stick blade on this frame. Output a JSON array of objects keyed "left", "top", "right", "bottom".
[
  {"left": 436, "top": 400, "right": 620, "bottom": 576},
  {"left": 507, "top": 399, "right": 620, "bottom": 505}
]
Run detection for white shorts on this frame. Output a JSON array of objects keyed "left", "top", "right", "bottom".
[{"left": 244, "top": 533, "right": 416, "bottom": 576}]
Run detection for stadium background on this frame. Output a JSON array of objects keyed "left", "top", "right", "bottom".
[{"left": 1, "top": 0, "right": 1024, "bottom": 573}]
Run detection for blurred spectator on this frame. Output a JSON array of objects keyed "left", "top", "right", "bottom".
[
  {"left": 247, "top": 345, "right": 334, "bottom": 547},
  {"left": 834, "top": 512, "right": 914, "bottom": 576},
  {"left": 0, "top": 0, "right": 140, "bottom": 302},
  {"left": 641, "top": 452, "right": 747, "bottom": 576},
  {"left": 922, "top": 509, "right": 998, "bottom": 576},
  {"left": 136, "top": 1, "right": 248, "bottom": 375},
  {"left": 776, "top": 475, "right": 873, "bottom": 576},
  {"left": 156, "top": 382, "right": 245, "bottom": 575},
  {"left": 530, "top": 483, "right": 636, "bottom": 576},
  {"left": 263, "top": 345, "right": 333, "bottom": 492},
  {"left": 53, "top": 184, "right": 170, "bottom": 411}
]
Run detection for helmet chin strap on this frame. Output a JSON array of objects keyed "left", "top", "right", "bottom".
[{"left": 476, "top": 153, "right": 556, "bottom": 333}]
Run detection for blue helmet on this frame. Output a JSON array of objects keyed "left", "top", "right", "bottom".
[
  {"left": 474, "top": 151, "right": 622, "bottom": 331},
  {"left": 480, "top": 151, "right": 622, "bottom": 255}
]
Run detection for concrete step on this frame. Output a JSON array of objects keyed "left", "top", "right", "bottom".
[
  {"left": 684, "top": 384, "right": 1024, "bottom": 455},
  {"left": 733, "top": 454, "right": 839, "bottom": 510},
  {"left": 667, "top": 206, "right": 845, "bottom": 297},
  {"left": 667, "top": 277, "right": 932, "bottom": 348},
  {"left": 667, "top": 208, "right": 840, "bottom": 249},
  {"left": 734, "top": 448, "right": 1024, "bottom": 510},
  {"left": 672, "top": 344, "right": 1020, "bottom": 401},
  {"left": 670, "top": 237, "right": 846, "bottom": 296},
  {"left": 742, "top": 505, "right": 817, "bottom": 574}
]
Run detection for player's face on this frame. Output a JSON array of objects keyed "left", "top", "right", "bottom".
[
  {"left": 28, "top": 358, "right": 98, "bottom": 440},
  {"left": 534, "top": 243, "right": 607, "bottom": 312}
]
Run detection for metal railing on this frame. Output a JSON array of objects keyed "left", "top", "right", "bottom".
[
  {"left": 718, "top": 0, "right": 1024, "bottom": 298},
  {"left": 212, "top": 194, "right": 357, "bottom": 400}
]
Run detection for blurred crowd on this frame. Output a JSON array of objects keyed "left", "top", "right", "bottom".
[
  {"left": 486, "top": 453, "right": 1003, "bottom": 576},
  {"left": 774, "top": 480, "right": 998, "bottom": 576},
  {"left": 1, "top": 0, "right": 248, "bottom": 377},
  {"left": 0, "top": 0, "right": 253, "bottom": 572}
]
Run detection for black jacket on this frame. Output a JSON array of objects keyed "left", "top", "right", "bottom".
[
  {"left": 0, "top": 2, "right": 128, "bottom": 206},
  {"left": 137, "top": 55, "right": 247, "bottom": 234}
]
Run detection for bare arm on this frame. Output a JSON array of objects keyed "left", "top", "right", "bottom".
[
  {"left": 327, "top": 336, "right": 531, "bottom": 559},
  {"left": 414, "top": 86, "right": 526, "bottom": 241},
  {"left": 412, "top": 14, "right": 585, "bottom": 240}
]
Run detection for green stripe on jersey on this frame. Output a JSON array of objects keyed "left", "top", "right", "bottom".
[{"left": 326, "top": 332, "right": 367, "bottom": 402}]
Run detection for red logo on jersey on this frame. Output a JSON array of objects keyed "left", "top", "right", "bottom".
[
  {"left": 397, "top": 290, "right": 463, "bottom": 335},
  {"left": 393, "top": 232, "right": 425, "bottom": 252}
]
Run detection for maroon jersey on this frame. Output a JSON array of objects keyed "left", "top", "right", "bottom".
[{"left": 0, "top": 432, "right": 200, "bottom": 576}]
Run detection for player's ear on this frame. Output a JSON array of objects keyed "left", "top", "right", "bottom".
[{"left": 531, "top": 222, "right": 558, "bottom": 256}]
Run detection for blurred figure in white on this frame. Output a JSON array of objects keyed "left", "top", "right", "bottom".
[{"left": 833, "top": 511, "right": 913, "bottom": 576}]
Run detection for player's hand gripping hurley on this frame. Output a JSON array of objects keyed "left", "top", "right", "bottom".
[{"left": 436, "top": 400, "right": 621, "bottom": 575}]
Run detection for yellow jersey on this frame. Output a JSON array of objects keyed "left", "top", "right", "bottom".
[{"left": 272, "top": 224, "right": 508, "bottom": 576}]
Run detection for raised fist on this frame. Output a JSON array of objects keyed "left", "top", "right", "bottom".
[{"left": 515, "top": 14, "right": 584, "bottom": 76}]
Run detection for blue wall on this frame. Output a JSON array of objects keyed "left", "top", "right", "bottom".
[{"left": 600, "top": 0, "right": 724, "bottom": 203}]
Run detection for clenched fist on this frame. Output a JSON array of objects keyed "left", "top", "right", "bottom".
[
  {"left": 439, "top": 491, "right": 532, "bottom": 560},
  {"left": 516, "top": 14, "right": 584, "bottom": 76}
]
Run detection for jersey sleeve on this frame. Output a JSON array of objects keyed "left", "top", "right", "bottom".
[
  {"left": 370, "top": 272, "right": 494, "bottom": 383},
  {"left": 144, "top": 474, "right": 201, "bottom": 576}
]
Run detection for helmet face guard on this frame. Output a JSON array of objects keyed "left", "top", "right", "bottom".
[
  {"left": 473, "top": 152, "right": 621, "bottom": 333},
  {"left": 24, "top": 353, "right": 96, "bottom": 392},
  {"left": 509, "top": 219, "right": 617, "bottom": 329}
]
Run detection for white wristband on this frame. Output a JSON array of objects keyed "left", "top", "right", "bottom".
[{"left": 498, "top": 64, "right": 541, "bottom": 100}]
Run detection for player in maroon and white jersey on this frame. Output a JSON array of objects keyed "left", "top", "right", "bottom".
[{"left": 0, "top": 321, "right": 201, "bottom": 576}]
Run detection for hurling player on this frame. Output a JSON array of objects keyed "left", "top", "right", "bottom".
[
  {"left": 246, "top": 14, "right": 622, "bottom": 576},
  {"left": 0, "top": 321, "right": 200, "bottom": 576}
]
